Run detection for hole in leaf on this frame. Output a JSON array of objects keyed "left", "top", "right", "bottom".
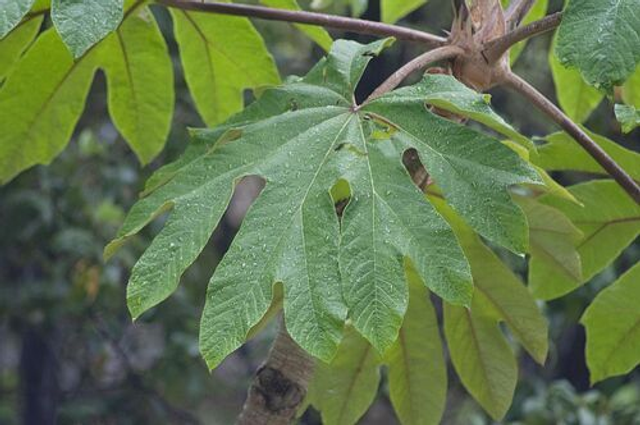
[{"left": 402, "top": 148, "right": 432, "bottom": 193}]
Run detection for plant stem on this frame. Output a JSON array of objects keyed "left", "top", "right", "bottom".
[
  {"left": 157, "top": 0, "right": 447, "bottom": 47},
  {"left": 502, "top": 72, "right": 640, "bottom": 205},
  {"left": 237, "top": 320, "right": 315, "bottom": 425},
  {"left": 484, "top": 12, "right": 562, "bottom": 63},
  {"left": 363, "top": 45, "right": 464, "bottom": 103},
  {"left": 505, "top": 0, "right": 536, "bottom": 29}
]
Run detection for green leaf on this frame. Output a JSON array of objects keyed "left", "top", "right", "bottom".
[
  {"left": 518, "top": 197, "right": 584, "bottom": 300},
  {"left": 51, "top": 0, "right": 124, "bottom": 58},
  {"left": 532, "top": 131, "right": 640, "bottom": 181},
  {"left": 433, "top": 196, "right": 549, "bottom": 365},
  {"left": 549, "top": 36, "right": 604, "bottom": 124},
  {"left": 308, "top": 326, "right": 382, "bottom": 425},
  {"left": 582, "top": 263, "right": 640, "bottom": 383},
  {"left": 109, "top": 39, "right": 539, "bottom": 368},
  {"left": 615, "top": 104, "right": 640, "bottom": 133},
  {"left": 381, "top": 0, "right": 426, "bottom": 23},
  {"left": 537, "top": 180, "right": 640, "bottom": 300},
  {"left": 260, "top": 0, "right": 333, "bottom": 51},
  {"left": 99, "top": 7, "right": 174, "bottom": 164},
  {"left": 0, "top": 0, "right": 35, "bottom": 38},
  {"left": 556, "top": 0, "right": 640, "bottom": 90},
  {"left": 622, "top": 66, "right": 640, "bottom": 106},
  {"left": 385, "top": 265, "right": 446, "bottom": 425},
  {"left": 0, "top": 14, "right": 42, "bottom": 80},
  {"left": 444, "top": 303, "right": 518, "bottom": 420},
  {"left": 0, "top": 29, "right": 98, "bottom": 184},
  {"left": 170, "top": 8, "right": 280, "bottom": 126}
]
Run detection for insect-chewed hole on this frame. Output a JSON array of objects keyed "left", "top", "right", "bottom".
[
  {"left": 330, "top": 179, "right": 351, "bottom": 218},
  {"left": 402, "top": 148, "right": 432, "bottom": 192}
]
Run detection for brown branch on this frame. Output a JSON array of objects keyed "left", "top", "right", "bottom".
[
  {"left": 156, "top": 0, "right": 447, "bottom": 47},
  {"left": 363, "top": 45, "right": 465, "bottom": 104},
  {"left": 502, "top": 72, "right": 640, "bottom": 205},
  {"left": 505, "top": 0, "right": 535, "bottom": 29},
  {"left": 237, "top": 320, "right": 315, "bottom": 425},
  {"left": 484, "top": 12, "right": 562, "bottom": 63}
]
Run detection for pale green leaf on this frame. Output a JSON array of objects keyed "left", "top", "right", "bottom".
[
  {"left": 433, "top": 196, "right": 549, "bottom": 364},
  {"left": 260, "top": 0, "right": 333, "bottom": 51},
  {"left": 109, "top": 40, "right": 538, "bottom": 368},
  {"left": 170, "top": 8, "right": 280, "bottom": 126},
  {"left": 556, "top": 0, "right": 640, "bottom": 90},
  {"left": 444, "top": 302, "right": 518, "bottom": 420},
  {"left": 0, "top": 0, "right": 35, "bottom": 38},
  {"left": 537, "top": 180, "right": 640, "bottom": 300},
  {"left": 309, "top": 326, "right": 382, "bottom": 425},
  {"left": 0, "top": 14, "right": 42, "bottom": 80},
  {"left": 51, "top": 0, "right": 124, "bottom": 58},
  {"left": 385, "top": 265, "right": 446, "bottom": 425},
  {"left": 518, "top": 197, "right": 584, "bottom": 299},
  {"left": 507, "top": 0, "right": 548, "bottom": 64},
  {"left": 0, "top": 29, "right": 97, "bottom": 183},
  {"left": 615, "top": 104, "right": 640, "bottom": 133},
  {"left": 381, "top": 0, "right": 426, "bottom": 24},
  {"left": 549, "top": 36, "right": 604, "bottom": 124},
  {"left": 582, "top": 263, "right": 640, "bottom": 383},
  {"left": 622, "top": 66, "right": 640, "bottom": 106},
  {"left": 532, "top": 131, "right": 640, "bottom": 181},
  {"left": 99, "top": 7, "right": 174, "bottom": 164}
]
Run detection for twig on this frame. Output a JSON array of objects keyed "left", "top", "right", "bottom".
[
  {"left": 484, "top": 12, "right": 562, "bottom": 63},
  {"left": 505, "top": 0, "right": 535, "bottom": 29},
  {"left": 363, "top": 45, "right": 465, "bottom": 103},
  {"left": 157, "top": 0, "right": 447, "bottom": 47},
  {"left": 502, "top": 72, "right": 640, "bottom": 204}
]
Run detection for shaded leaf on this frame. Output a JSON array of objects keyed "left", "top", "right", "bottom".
[
  {"left": 170, "top": 8, "right": 280, "bottom": 126},
  {"left": 556, "top": 0, "right": 640, "bottom": 90},
  {"left": 615, "top": 104, "right": 640, "bottom": 133},
  {"left": 51, "top": 0, "right": 123, "bottom": 57},
  {"left": 381, "top": 0, "right": 427, "bottom": 23},
  {"left": 0, "top": 0, "right": 35, "bottom": 38},
  {"left": 260, "top": 0, "right": 333, "bottom": 50},
  {"left": 99, "top": 7, "right": 174, "bottom": 163},
  {"left": 622, "top": 66, "right": 640, "bottom": 106},
  {"left": 0, "top": 13, "right": 42, "bottom": 80},
  {"left": 582, "top": 263, "right": 640, "bottom": 383}
]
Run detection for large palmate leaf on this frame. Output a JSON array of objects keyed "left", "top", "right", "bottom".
[
  {"left": 99, "top": 7, "right": 174, "bottom": 164},
  {"left": 582, "top": 263, "right": 640, "bottom": 384},
  {"left": 0, "top": 0, "right": 35, "bottom": 38},
  {"left": 536, "top": 180, "right": 640, "bottom": 300},
  {"left": 385, "top": 266, "right": 447, "bottom": 425},
  {"left": 260, "top": 0, "right": 333, "bottom": 50},
  {"left": 556, "top": 0, "right": 640, "bottom": 90},
  {"left": 107, "top": 39, "right": 540, "bottom": 368},
  {"left": 549, "top": 37, "right": 604, "bottom": 124},
  {"left": 170, "top": 8, "right": 280, "bottom": 126},
  {"left": 51, "top": 0, "right": 124, "bottom": 58},
  {"left": 0, "top": 13, "right": 42, "bottom": 80},
  {"left": 381, "top": 0, "right": 426, "bottom": 23},
  {"left": 0, "top": 29, "right": 98, "bottom": 184}
]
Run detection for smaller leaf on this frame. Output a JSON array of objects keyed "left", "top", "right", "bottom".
[
  {"left": 381, "top": 0, "right": 426, "bottom": 24},
  {"left": 52, "top": 0, "right": 124, "bottom": 58},
  {"left": 615, "top": 104, "right": 640, "bottom": 133},
  {"left": 582, "top": 263, "right": 640, "bottom": 383},
  {"left": 0, "top": 0, "right": 35, "bottom": 38},
  {"left": 309, "top": 326, "right": 382, "bottom": 425},
  {"left": 0, "top": 14, "right": 42, "bottom": 80}
]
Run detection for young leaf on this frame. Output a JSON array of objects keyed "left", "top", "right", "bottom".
[
  {"left": 0, "top": 0, "right": 35, "bottom": 38},
  {"left": 260, "top": 0, "right": 333, "bottom": 51},
  {"left": 615, "top": 104, "right": 640, "bottom": 133},
  {"left": 532, "top": 131, "right": 640, "bottom": 181},
  {"left": 518, "top": 197, "right": 583, "bottom": 300},
  {"left": 582, "top": 263, "right": 640, "bottom": 384},
  {"left": 308, "top": 326, "right": 382, "bottom": 425},
  {"left": 537, "top": 180, "right": 640, "bottom": 300},
  {"left": 51, "top": 0, "right": 124, "bottom": 58},
  {"left": 381, "top": 0, "right": 427, "bottom": 24},
  {"left": 444, "top": 303, "right": 518, "bottom": 421},
  {"left": 170, "top": 9, "right": 280, "bottom": 126},
  {"left": 549, "top": 36, "right": 604, "bottom": 124},
  {"left": 99, "top": 7, "right": 174, "bottom": 164},
  {"left": 108, "top": 39, "right": 539, "bottom": 368},
  {"left": 0, "top": 14, "right": 42, "bottom": 80},
  {"left": 0, "top": 29, "right": 98, "bottom": 184},
  {"left": 385, "top": 265, "right": 447, "bottom": 425},
  {"left": 556, "top": 0, "right": 640, "bottom": 90}
]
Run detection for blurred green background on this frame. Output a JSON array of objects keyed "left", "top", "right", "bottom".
[{"left": 1, "top": 0, "right": 638, "bottom": 423}]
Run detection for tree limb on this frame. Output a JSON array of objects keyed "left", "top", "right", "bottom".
[
  {"left": 363, "top": 45, "right": 465, "bottom": 104},
  {"left": 156, "top": 0, "right": 447, "bottom": 47},
  {"left": 484, "top": 12, "right": 562, "bottom": 63},
  {"left": 502, "top": 72, "right": 640, "bottom": 205}
]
